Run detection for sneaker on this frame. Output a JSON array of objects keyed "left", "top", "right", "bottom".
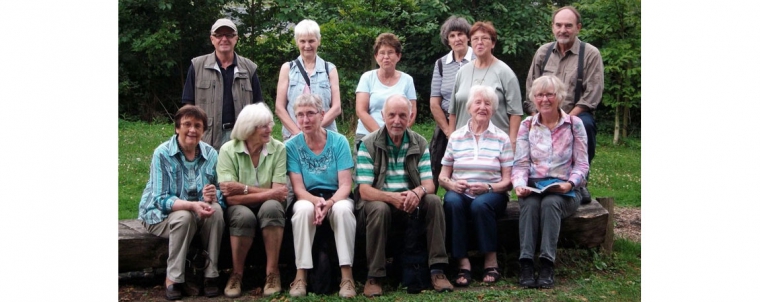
[
  {"left": 430, "top": 272, "right": 454, "bottom": 292},
  {"left": 519, "top": 259, "right": 537, "bottom": 288},
  {"left": 165, "top": 283, "right": 182, "bottom": 300},
  {"left": 203, "top": 277, "right": 220, "bottom": 297},
  {"left": 579, "top": 186, "right": 591, "bottom": 204},
  {"left": 263, "top": 273, "right": 282, "bottom": 297},
  {"left": 289, "top": 278, "right": 307, "bottom": 297},
  {"left": 537, "top": 259, "right": 555, "bottom": 289},
  {"left": 339, "top": 279, "right": 356, "bottom": 298},
  {"left": 224, "top": 273, "right": 242, "bottom": 298},
  {"left": 363, "top": 277, "right": 383, "bottom": 297}
]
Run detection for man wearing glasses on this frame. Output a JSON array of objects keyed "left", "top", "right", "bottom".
[
  {"left": 524, "top": 6, "right": 604, "bottom": 202},
  {"left": 182, "top": 18, "right": 264, "bottom": 150}
]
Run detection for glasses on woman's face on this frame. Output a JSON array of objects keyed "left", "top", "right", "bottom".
[
  {"left": 257, "top": 121, "right": 275, "bottom": 129},
  {"left": 534, "top": 93, "right": 556, "bottom": 100},
  {"left": 296, "top": 111, "right": 319, "bottom": 120},
  {"left": 471, "top": 36, "right": 492, "bottom": 44}
]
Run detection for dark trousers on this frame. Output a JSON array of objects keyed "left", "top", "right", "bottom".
[
  {"left": 363, "top": 194, "right": 448, "bottom": 278},
  {"left": 577, "top": 112, "right": 597, "bottom": 165},
  {"left": 518, "top": 192, "right": 580, "bottom": 263},
  {"left": 429, "top": 124, "right": 449, "bottom": 193},
  {"left": 443, "top": 191, "right": 506, "bottom": 259}
]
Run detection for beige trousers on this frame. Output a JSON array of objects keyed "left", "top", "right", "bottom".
[
  {"left": 143, "top": 203, "right": 224, "bottom": 283},
  {"left": 291, "top": 199, "right": 356, "bottom": 268}
]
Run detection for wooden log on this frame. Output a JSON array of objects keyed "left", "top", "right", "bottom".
[
  {"left": 118, "top": 220, "right": 169, "bottom": 272},
  {"left": 597, "top": 197, "right": 615, "bottom": 253}
]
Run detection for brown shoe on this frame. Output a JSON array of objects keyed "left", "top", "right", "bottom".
[
  {"left": 204, "top": 277, "right": 220, "bottom": 297},
  {"left": 431, "top": 272, "right": 453, "bottom": 292},
  {"left": 339, "top": 279, "right": 356, "bottom": 298},
  {"left": 224, "top": 273, "right": 242, "bottom": 298},
  {"left": 363, "top": 277, "right": 382, "bottom": 297},
  {"left": 263, "top": 273, "right": 282, "bottom": 297}
]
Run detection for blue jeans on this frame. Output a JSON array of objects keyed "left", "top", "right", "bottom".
[{"left": 443, "top": 191, "right": 507, "bottom": 259}]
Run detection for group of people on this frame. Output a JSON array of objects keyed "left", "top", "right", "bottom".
[{"left": 137, "top": 5, "right": 603, "bottom": 300}]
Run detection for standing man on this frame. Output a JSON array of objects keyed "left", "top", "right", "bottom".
[
  {"left": 354, "top": 95, "right": 454, "bottom": 297},
  {"left": 524, "top": 6, "right": 603, "bottom": 201},
  {"left": 182, "top": 18, "right": 263, "bottom": 150}
]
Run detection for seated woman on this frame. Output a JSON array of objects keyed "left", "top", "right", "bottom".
[
  {"left": 511, "top": 75, "right": 589, "bottom": 289},
  {"left": 438, "top": 85, "right": 513, "bottom": 286},
  {"left": 285, "top": 94, "right": 356, "bottom": 298},
  {"left": 138, "top": 105, "right": 225, "bottom": 300},
  {"left": 216, "top": 103, "right": 289, "bottom": 298}
]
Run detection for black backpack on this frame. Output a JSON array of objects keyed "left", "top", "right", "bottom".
[{"left": 400, "top": 208, "right": 431, "bottom": 294}]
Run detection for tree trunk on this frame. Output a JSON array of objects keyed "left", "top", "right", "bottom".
[
  {"left": 623, "top": 106, "right": 629, "bottom": 138},
  {"left": 613, "top": 105, "right": 620, "bottom": 145}
]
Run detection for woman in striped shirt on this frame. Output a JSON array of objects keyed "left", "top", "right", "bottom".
[{"left": 438, "top": 85, "right": 514, "bottom": 286}]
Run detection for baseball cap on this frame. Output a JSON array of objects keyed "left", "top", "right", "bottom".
[{"left": 211, "top": 18, "right": 237, "bottom": 33}]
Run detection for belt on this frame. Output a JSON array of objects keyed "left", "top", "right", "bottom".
[{"left": 222, "top": 122, "right": 234, "bottom": 130}]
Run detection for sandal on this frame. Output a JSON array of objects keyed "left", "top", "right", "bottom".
[
  {"left": 483, "top": 267, "right": 501, "bottom": 284},
  {"left": 454, "top": 269, "right": 472, "bottom": 287}
]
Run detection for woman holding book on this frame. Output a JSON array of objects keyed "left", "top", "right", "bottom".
[
  {"left": 438, "top": 85, "right": 513, "bottom": 286},
  {"left": 511, "top": 75, "right": 589, "bottom": 289}
]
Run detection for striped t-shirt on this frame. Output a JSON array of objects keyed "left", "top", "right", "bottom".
[
  {"left": 442, "top": 120, "right": 513, "bottom": 190},
  {"left": 356, "top": 131, "right": 433, "bottom": 192},
  {"left": 430, "top": 47, "right": 475, "bottom": 112}
]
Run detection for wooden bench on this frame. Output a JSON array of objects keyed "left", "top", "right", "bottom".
[{"left": 119, "top": 198, "right": 613, "bottom": 274}]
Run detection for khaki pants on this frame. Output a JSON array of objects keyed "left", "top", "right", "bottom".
[
  {"left": 143, "top": 203, "right": 224, "bottom": 283},
  {"left": 291, "top": 199, "right": 356, "bottom": 268},
  {"left": 363, "top": 194, "right": 449, "bottom": 277},
  {"left": 226, "top": 200, "right": 286, "bottom": 237}
]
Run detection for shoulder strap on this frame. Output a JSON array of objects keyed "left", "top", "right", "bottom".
[
  {"left": 437, "top": 58, "right": 443, "bottom": 77},
  {"left": 575, "top": 42, "right": 585, "bottom": 104},
  {"left": 540, "top": 42, "right": 555, "bottom": 76},
  {"left": 293, "top": 59, "right": 310, "bottom": 87}
]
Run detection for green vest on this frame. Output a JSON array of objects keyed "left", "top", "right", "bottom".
[{"left": 191, "top": 52, "right": 258, "bottom": 149}]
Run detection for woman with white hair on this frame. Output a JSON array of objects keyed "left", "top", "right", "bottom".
[
  {"left": 217, "top": 103, "right": 289, "bottom": 298},
  {"left": 285, "top": 94, "right": 356, "bottom": 298},
  {"left": 275, "top": 19, "right": 341, "bottom": 141},
  {"left": 512, "top": 75, "right": 589, "bottom": 289},
  {"left": 438, "top": 85, "right": 513, "bottom": 286}
]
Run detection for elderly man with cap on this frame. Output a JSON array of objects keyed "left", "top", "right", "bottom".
[{"left": 181, "top": 18, "right": 264, "bottom": 150}]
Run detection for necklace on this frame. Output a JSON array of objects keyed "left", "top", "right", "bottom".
[{"left": 470, "top": 59, "right": 492, "bottom": 86}]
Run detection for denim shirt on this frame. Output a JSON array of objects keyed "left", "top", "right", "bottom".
[
  {"left": 138, "top": 135, "right": 226, "bottom": 225},
  {"left": 283, "top": 55, "right": 338, "bottom": 138}
]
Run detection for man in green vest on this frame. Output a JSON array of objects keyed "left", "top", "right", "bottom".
[
  {"left": 182, "top": 18, "right": 263, "bottom": 150},
  {"left": 354, "top": 95, "right": 453, "bottom": 297}
]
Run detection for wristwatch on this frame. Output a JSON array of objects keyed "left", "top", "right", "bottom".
[
  {"left": 487, "top": 183, "right": 493, "bottom": 193},
  {"left": 243, "top": 185, "right": 249, "bottom": 195},
  {"left": 420, "top": 186, "right": 428, "bottom": 195}
]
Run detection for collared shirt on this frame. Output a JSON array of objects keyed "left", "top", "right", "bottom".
[
  {"left": 430, "top": 47, "right": 475, "bottom": 112},
  {"left": 524, "top": 37, "right": 604, "bottom": 113},
  {"left": 442, "top": 120, "right": 513, "bottom": 188},
  {"left": 511, "top": 111, "right": 589, "bottom": 188},
  {"left": 138, "top": 135, "right": 225, "bottom": 225},
  {"left": 216, "top": 138, "right": 287, "bottom": 189},
  {"left": 356, "top": 131, "right": 432, "bottom": 192},
  {"left": 283, "top": 55, "right": 338, "bottom": 138}
]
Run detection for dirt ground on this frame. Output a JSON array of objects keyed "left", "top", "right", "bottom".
[{"left": 119, "top": 208, "right": 641, "bottom": 301}]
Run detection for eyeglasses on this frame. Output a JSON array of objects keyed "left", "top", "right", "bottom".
[
  {"left": 257, "top": 122, "right": 275, "bottom": 129},
  {"left": 296, "top": 111, "right": 320, "bottom": 119},
  {"left": 212, "top": 33, "right": 237, "bottom": 39},
  {"left": 534, "top": 93, "right": 556, "bottom": 100},
  {"left": 180, "top": 122, "right": 203, "bottom": 130},
  {"left": 377, "top": 51, "right": 396, "bottom": 57},
  {"left": 471, "top": 36, "right": 492, "bottom": 43}
]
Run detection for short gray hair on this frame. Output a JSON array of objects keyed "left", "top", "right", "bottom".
[
  {"left": 382, "top": 94, "right": 412, "bottom": 115},
  {"left": 439, "top": 16, "right": 472, "bottom": 47},
  {"left": 293, "top": 93, "right": 324, "bottom": 113},
  {"left": 528, "top": 75, "right": 567, "bottom": 104},
  {"left": 230, "top": 103, "right": 274, "bottom": 141},
  {"left": 294, "top": 19, "right": 321, "bottom": 42},
  {"left": 465, "top": 85, "right": 499, "bottom": 113}
]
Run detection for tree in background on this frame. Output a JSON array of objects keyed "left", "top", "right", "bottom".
[{"left": 578, "top": 0, "right": 641, "bottom": 144}]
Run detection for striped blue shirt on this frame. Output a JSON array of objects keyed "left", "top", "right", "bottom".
[{"left": 138, "top": 135, "right": 225, "bottom": 225}]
